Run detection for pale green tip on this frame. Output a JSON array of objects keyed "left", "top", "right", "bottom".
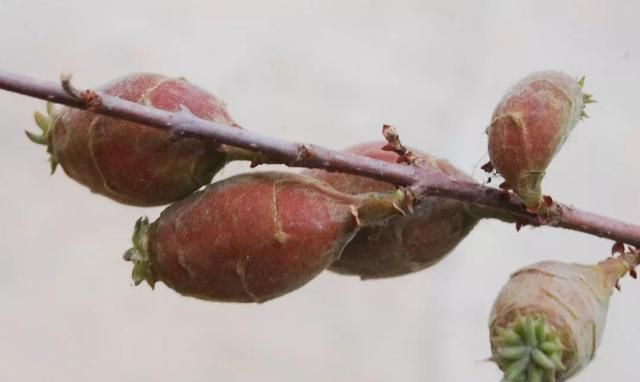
[
  {"left": 123, "top": 217, "right": 156, "bottom": 288},
  {"left": 27, "top": 102, "right": 59, "bottom": 173},
  {"left": 515, "top": 171, "right": 544, "bottom": 211},
  {"left": 580, "top": 93, "right": 595, "bottom": 120},
  {"left": 582, "top": 93, "right": 596, "bottom": 104},
  {"left": 492, "top": 315, "right": 566, "bottom": 382},
  {"left": 577, "top": 76, "right": 595, "bottom": 121}
]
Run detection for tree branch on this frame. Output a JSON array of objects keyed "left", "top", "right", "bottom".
[{"left": 1, "top": 69, "right": 639, "bottom": 247}]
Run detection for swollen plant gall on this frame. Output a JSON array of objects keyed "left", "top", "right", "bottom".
[
  {"left": 123, "top": 171, "right": 408, "bottom": 302},
  {"left": 305, "top": 142, "right": 479, "bottom": 279},
  {"left": 489, "top": 253, "right": 638, "bottom": 381},
  {"left": 27, "top": 73, "right": 240, "bottom": 206},
  {"left": 487, "top": 71, "right": 593, "bottom": 211}
]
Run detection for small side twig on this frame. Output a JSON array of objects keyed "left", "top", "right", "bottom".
[
  {"left": 60, "top": 73, "right": 102, "bottom": 110},
  {"left": 60, "top": 72, "right": 82, "bottom": 98},
  {"left": 381, "top": 124, "right": 418, "bottom": 164}
]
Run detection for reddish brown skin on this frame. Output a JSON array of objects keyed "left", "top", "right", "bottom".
[
  {"left": 52, "top": 73, "right": 239, "bottom": 206},
  {"left": 305, "top": 142, "right": 478, "bottom": 279},
  {"left": 487, "top": 71, "right": 583, "bottom": 208},
  {"left": 147, "top": 172, "right": 360, "bottom": 302}
]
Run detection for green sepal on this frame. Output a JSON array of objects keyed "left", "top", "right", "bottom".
[
  {"left": 580, "top": 110, "right": 589, "bottom": 120},
  {"left": 582, "top": 93, "right": 596, "bottom": 104},
  {"left": 27, "top": 102, "right": 59, "bottom": 173},
  {"left": 123, "top": 217, "right": 157, "bottom": 288},
  {"left": 492, "top": 315, "right": 566, "bottom": 382},
  {"left": 577, "top": 76, "right": 595, "bottom": 121},
  {"left": 25, "top": 130, "right": 48, "bottom": 145}
]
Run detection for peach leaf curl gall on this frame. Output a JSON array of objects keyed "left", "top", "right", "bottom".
[
  {"left": 123, "top": 172, "right": 409, "bottom": 303},
  {"left": 487, "top": 71, "right": 595, "bottom": 212},
  {"left": 26, "top": 73, "right": 243, "bottom": 206},
  {"left": 305, "top": 142, "right": 480, "bottom": 279},
  {"left": 489, "top": 250, "right": 639, "bottom": 382}
]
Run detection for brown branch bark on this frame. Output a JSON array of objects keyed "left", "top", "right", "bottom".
[{"left": 1, "top": 69, "right": 639, "bottom": 247}]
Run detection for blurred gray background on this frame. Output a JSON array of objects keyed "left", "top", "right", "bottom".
[{"left": 1, "top": 1, "right": 639, "bottom": 381}]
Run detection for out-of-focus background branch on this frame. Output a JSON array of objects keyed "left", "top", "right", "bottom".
[{"left": 1, "top": 1, "right": 639, "bottom": 381}]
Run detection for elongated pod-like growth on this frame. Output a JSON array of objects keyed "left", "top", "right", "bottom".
[
  {"left": 487, "top": 71, "right": 593, "bottom": 211},
  {"left": 305, "top": 142, "right": 479, "bottom": 279},
  {"left": 123, "top": 171, "right": 408, "bottom": 302},
  {"left": 489, "top": 252, "right": 638, "bottom": 381},
  {"left": 27, "top": 73, "right": 240, "bottom": 206}
]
